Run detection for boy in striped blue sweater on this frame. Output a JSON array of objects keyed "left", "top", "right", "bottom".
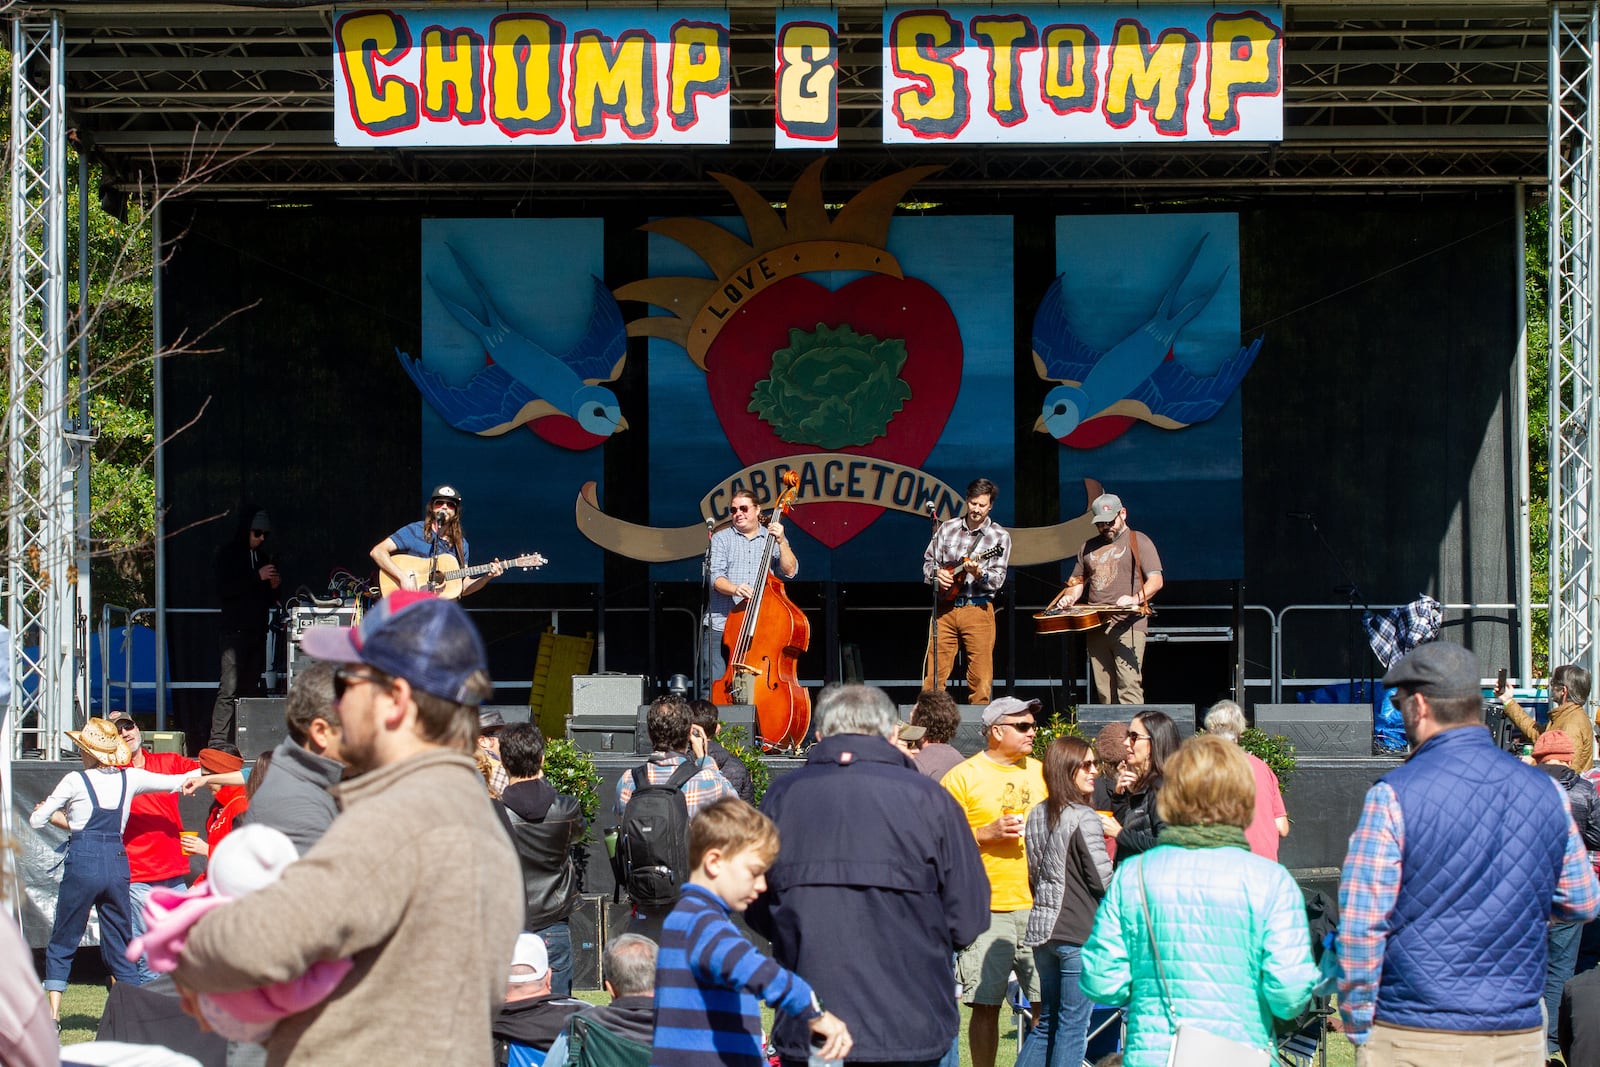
[{"left": 651, "top": 798, "right": 852, "bottom": 1067}]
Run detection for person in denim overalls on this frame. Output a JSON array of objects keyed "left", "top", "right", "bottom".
[{"left": 30, "top": 717, "right": 202, "bottom": 1022}]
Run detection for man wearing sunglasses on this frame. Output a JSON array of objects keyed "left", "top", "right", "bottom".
[
  {"left": 941, "top": 695, "right": 1048, "bottom": 1067},
  {"left": 172, "top": 590, "right": 524, "bottom": 1065},
  {"left": 1050, "top": 492, "right": 1163, "bottom": 705},
  {"left": 371, "top": 484, "right": 504, "bottom": 599},
  {"left": 109, "top": 713, "right": 203, "bottom": 983},
  {"left": 706, "top": 487, "right": 799, "bottom": 696},
  {"left": 208, "top": 506, "right": 281, "bottom": 748}
]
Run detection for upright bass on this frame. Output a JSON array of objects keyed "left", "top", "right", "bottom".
[{"left": 713, "top": 470, "right": 811, "bottom": 750}]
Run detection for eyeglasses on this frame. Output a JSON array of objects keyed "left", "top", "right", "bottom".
[
  {"left": 1127, "top": 730, "right": 1150, "bottom": 743},
  {"left": 730, "top": 504, "right": 756, "bottom": 513},
  {"left": 112, "top": 720, "right": 137, "bottom": 733},
  {"left": 997, "top": 720, "right": 1036, "bottom": 734},
  {"left": 430, "top": 499, "right": 458, "bottom": 510},
  {"left": 1389, "top": 691, "right": 1414, "bottom": 711},
  {"left": 250, "top": 529, "right": 269, "bottom": 538},
  {"left": 333, "top": 666, "right": 389, "bottom": 700}
]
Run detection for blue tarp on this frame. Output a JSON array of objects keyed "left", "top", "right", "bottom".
[{"left": 21, "top": 625, "right": 167, "bottom": 716}]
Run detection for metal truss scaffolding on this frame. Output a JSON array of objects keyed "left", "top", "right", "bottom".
[
  {"left": 8, "top": 13, "right": 78, "bottom": 759},
  {"left": 1551, "top": 4, "right": 1600, "bottom": 683}
]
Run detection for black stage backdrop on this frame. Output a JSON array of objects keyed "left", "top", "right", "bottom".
[{"left": 159, "top": 193, "right": 1517, "bottom": 742}]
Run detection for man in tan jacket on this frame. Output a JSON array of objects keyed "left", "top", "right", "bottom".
[
  {"left": 1496, "top": 665, "right": 1595, "bottom": 774},
  {"left": 173, "top": 591, "right": 524, "bottom": 1067}
]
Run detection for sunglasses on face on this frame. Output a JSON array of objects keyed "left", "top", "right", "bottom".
[
  {"left": 730, "top": 504, "right": 756, "bottom": 513},
  {"left": 112, "top": 720, "right": 137, "bottom": 733},
  {"left": 1127, "top": 730, "right": 1149, "bottom": 743},
  {"left": 250, "top": 529, "right": 269, "bottom": 538},
  {"left": 431, "top": 499, "right": 458, "bottom": 509},
  {"left": 333, "top": 666, "right": 388, "bottom": 700},
  {"left": 997, "top": 720, "right": 1036, "bottom": 734}
]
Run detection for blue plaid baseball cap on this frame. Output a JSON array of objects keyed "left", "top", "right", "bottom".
[{"left": 301, "top": 590, "right": 489, "bottom": 704}]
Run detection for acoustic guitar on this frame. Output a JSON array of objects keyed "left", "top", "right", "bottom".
[
  {"left": 939, "top": 545, "right": 1006, "bottom": 600},
  {"left": 1033, "top": 604, "right": 1151, "bottom": 635},
  {"left": 378, "top": 551, "right": 547, "bottom": 600}
]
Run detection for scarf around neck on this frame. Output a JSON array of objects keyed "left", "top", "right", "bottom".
[{"left": 1158, "top": 823, "right": 1249, "bottom": 850}]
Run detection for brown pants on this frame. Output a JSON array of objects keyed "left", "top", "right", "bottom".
[
  {"left": 1086, "top": 623, "right": 1146, "bottom": 704},
  {"left": 924, "top": 602, "right": 995, "bottom": 704},
  {"left": 1355, "top": 1022, "right": 1544, "bottom": 1067}
]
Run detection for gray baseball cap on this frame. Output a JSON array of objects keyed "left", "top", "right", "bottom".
[
  {"left": 982, "top": 696, "right": 1042, "bottom": 728},
  {"left": 1090, "top": 494, "right": 1123, "bottom": 523},
  {"left": 1381, "top": 642, "right": 1484, "bottom": 700}
]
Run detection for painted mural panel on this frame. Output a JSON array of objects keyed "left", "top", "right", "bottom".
[
  {"left": 409, "top": 218, "right": 612, "bottom": 580},
  {"left": 1041, "top": 213, "right": 1254, "bottom": 580}
]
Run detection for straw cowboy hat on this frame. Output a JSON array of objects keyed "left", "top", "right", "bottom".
[{"left": 63, "top": 717, "right": 132, "bottom": 767}]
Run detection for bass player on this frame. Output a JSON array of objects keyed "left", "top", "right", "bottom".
[
  {"left": 706, "top": 487, "right": 799, "bottom": 695},
  {"left": 371, "top": 484, "right": 504, "bottom": 598},
  {"left": 922, "top": 477, "right": 1011, "bottom": 705},
  {"left": 1049, "top": 492, "right": 1163, "bottom": 703}
]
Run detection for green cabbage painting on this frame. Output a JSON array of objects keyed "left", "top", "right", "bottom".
[{"left": 748, "top": 324, "right": 913, "bottom": 448}]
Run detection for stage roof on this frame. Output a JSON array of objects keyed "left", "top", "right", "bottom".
[{"left": 33, "top": 1, "right": 1550, "bottom": 199}]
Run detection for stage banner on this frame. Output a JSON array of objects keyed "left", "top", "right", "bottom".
[
  {"left": 775, "top": 9, "right": 839, "bottom": 148},
  {"left": 333, "top": 7, "right": 731, "bottom": 147},
  {"left": 882, "top": 5, "right": 1282, "bottom": 145},
  {"left": 401, "top": 219, "right": 618, "bottom": 582},
  {"left": 601, "top": 164, "right": 1016, "bottom": 582},
  {"left": 1035, "top": 213, "right": 1259, "bottom": 580}
]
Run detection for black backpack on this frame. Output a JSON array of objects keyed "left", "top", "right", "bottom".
[{"left": 608, "top": 759, "right": 699, "bottom": 909}]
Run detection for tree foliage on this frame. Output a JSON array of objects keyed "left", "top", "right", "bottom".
[{"left": 2, "top": 40, "right": 159, "bottom": 614}]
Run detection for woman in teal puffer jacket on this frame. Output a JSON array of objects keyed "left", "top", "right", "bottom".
[{"left": 1081, "top": 734, "right": 1316, "bottom": 1067}]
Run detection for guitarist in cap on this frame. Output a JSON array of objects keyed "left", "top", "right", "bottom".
[
  {"left": 372, "top": 485, "right": 504, "bottom": 599},
  {"left": 1050, "top": 493, "right": 1163, "bottom": 704},
  {"left": 923, "top": 478, "right": 1011, "bottom": 704}
]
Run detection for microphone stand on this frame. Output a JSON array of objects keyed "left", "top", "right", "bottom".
[
  {"left": 700, "top": 517, "right": 716, "bottom": 697},
  {"left": 926, "top": 501, "right": 942, "bottom": 694},
  {"left": 1292, "top": 512, "right": 1370, "bottom": 702}
]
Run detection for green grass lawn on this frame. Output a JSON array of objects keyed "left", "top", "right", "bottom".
[{"left": 60, "top": 982, "right": 1356, "bottom": 1065}]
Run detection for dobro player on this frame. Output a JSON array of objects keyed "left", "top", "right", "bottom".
[{"left": 1051, "top": 493, "right": 1163, "bottom": 704}]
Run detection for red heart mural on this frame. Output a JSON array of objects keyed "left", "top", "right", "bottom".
[{"left": 704, "top": 273, "right": 962, "bottom": 547}]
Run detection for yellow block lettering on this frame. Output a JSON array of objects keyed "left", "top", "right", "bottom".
[
  {"left": 420, "top": 26, "right": 485, "bottom": 124},
  {"left": 889, "top": 11, "right": 970, "bottom": 138},
  {"left": 1206, "top": 13, "right": 1280, "bottom": 135},
  {"left": 971, "top": 16, "right": 1037, "bottom": 127},
  {"left": 1042, "top": 25, "right": 1099, "bottom": 114},
  {"left": 668, "top": 21, "right": 728, "bottom": 131},
  {"left": 336, "top": 11, "right": 419, "bottom": 136},
  {"left": 489, "top": 15, "right": 564, "bottom": 135},
  {"left": 1104, "top": 19, "right": 1199, "bottom": 135},
  {"left": 572, "top": 30, "right": 658, "bottom": 140}
]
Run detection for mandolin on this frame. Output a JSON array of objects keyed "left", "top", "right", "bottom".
[
  {"left": 378, "top": 551, "right": 547, "bottom": 600},
  {"left": 939, "top": 544, "right": 1006, "bottom": 600}
]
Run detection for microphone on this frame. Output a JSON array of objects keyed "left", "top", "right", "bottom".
[{"left": 1287, "top": 511, "right": 1314, "bottom": 521}]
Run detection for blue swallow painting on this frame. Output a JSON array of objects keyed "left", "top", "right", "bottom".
[
  {"left": 1032, "top": 236, "right": 1262, "bottom": 449},
  {"left": 397, "top": 245, "right": 628, "bottom": 451}
]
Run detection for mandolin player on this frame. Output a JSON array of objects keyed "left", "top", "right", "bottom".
[
  {"left": 706, "top": 487, "right": 799, "bottom": 694},
  {"left": 922, "top": 477, "right": 1011, "bottom": 705},
  {"left": 1050, "top": 493, "right": 1164, "bottom": 704}
]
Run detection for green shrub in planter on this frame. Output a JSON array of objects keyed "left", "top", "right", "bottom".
[
  {"left": 542, "top": 736, "right": 602, "bottom": 839},
  {"left": 718, "top": 725, "right": 771, "bottom": 805},
  {"left": 1237, "top": 727, "right": 1296, "bottom": 794},
  {"left": 1032, "top": 713, "right": 1085, "bottom": 760}
]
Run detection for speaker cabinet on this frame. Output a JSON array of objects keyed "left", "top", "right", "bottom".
[
  {"left": 1254, "top": 703, "right": 1373, "bottom": 757},
  {"left": 569, "top": 714, "right": 642, "bottom": 755},
  {"left": 1077, "top": 704, "right": 1197, "bottom": 738},
  {"left": 567, "top": 895, "right": 605, "bottom": 990},
  {"left": 572, "top": 674, "right": 647, "bottom": 717},
  {"left": 236, "top": 697, "right": 287, "bottom": 759}
]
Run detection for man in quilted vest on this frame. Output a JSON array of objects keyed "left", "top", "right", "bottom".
[{"left": 1338, "top": 642, "right": 1600, "bottom": 1066}]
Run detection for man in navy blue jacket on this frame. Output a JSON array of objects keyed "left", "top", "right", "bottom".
[{"left": 749, "top": 684, "right": 990, "bottom": 1067}]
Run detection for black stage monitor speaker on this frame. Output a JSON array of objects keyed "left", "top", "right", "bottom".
[
  {"left": 236, "top": 697, "right": 288, "bottom": 760},
  {"left": 634, "top": 702, "right": 758, "bottom": 753},
  {"left": 1254, "top": 703, "right": 1373, "bottom": 757},
  {"left": 1076, "top": 704, "right": 1197, "bottom": 739},
  {"left": 569, "top": 713, "right": 642, "bottom": 755}
]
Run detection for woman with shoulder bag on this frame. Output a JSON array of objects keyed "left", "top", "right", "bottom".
[
  {"left": 1017, "top": 736, "right": 1113, "bottom": 1067},
  {"left": 1081, "top": 735, "right": 1316, "bottom": 1067}
]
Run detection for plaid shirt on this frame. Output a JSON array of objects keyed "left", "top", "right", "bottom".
[
  {"left": 709, "top": 527, "right": 794, "bottom": 631},
  {"left": 1362, "top": 595, "right": 1443, "bottom": 669},
  {"left": 922, "top": 516, "right": 1010, "bottom": 597},
  {"left": 614, "top": 753, "right": 735, "bottom": 816},
  {"left": 1337, "top": 777, "right": 1600, "bottom": 1043}
]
